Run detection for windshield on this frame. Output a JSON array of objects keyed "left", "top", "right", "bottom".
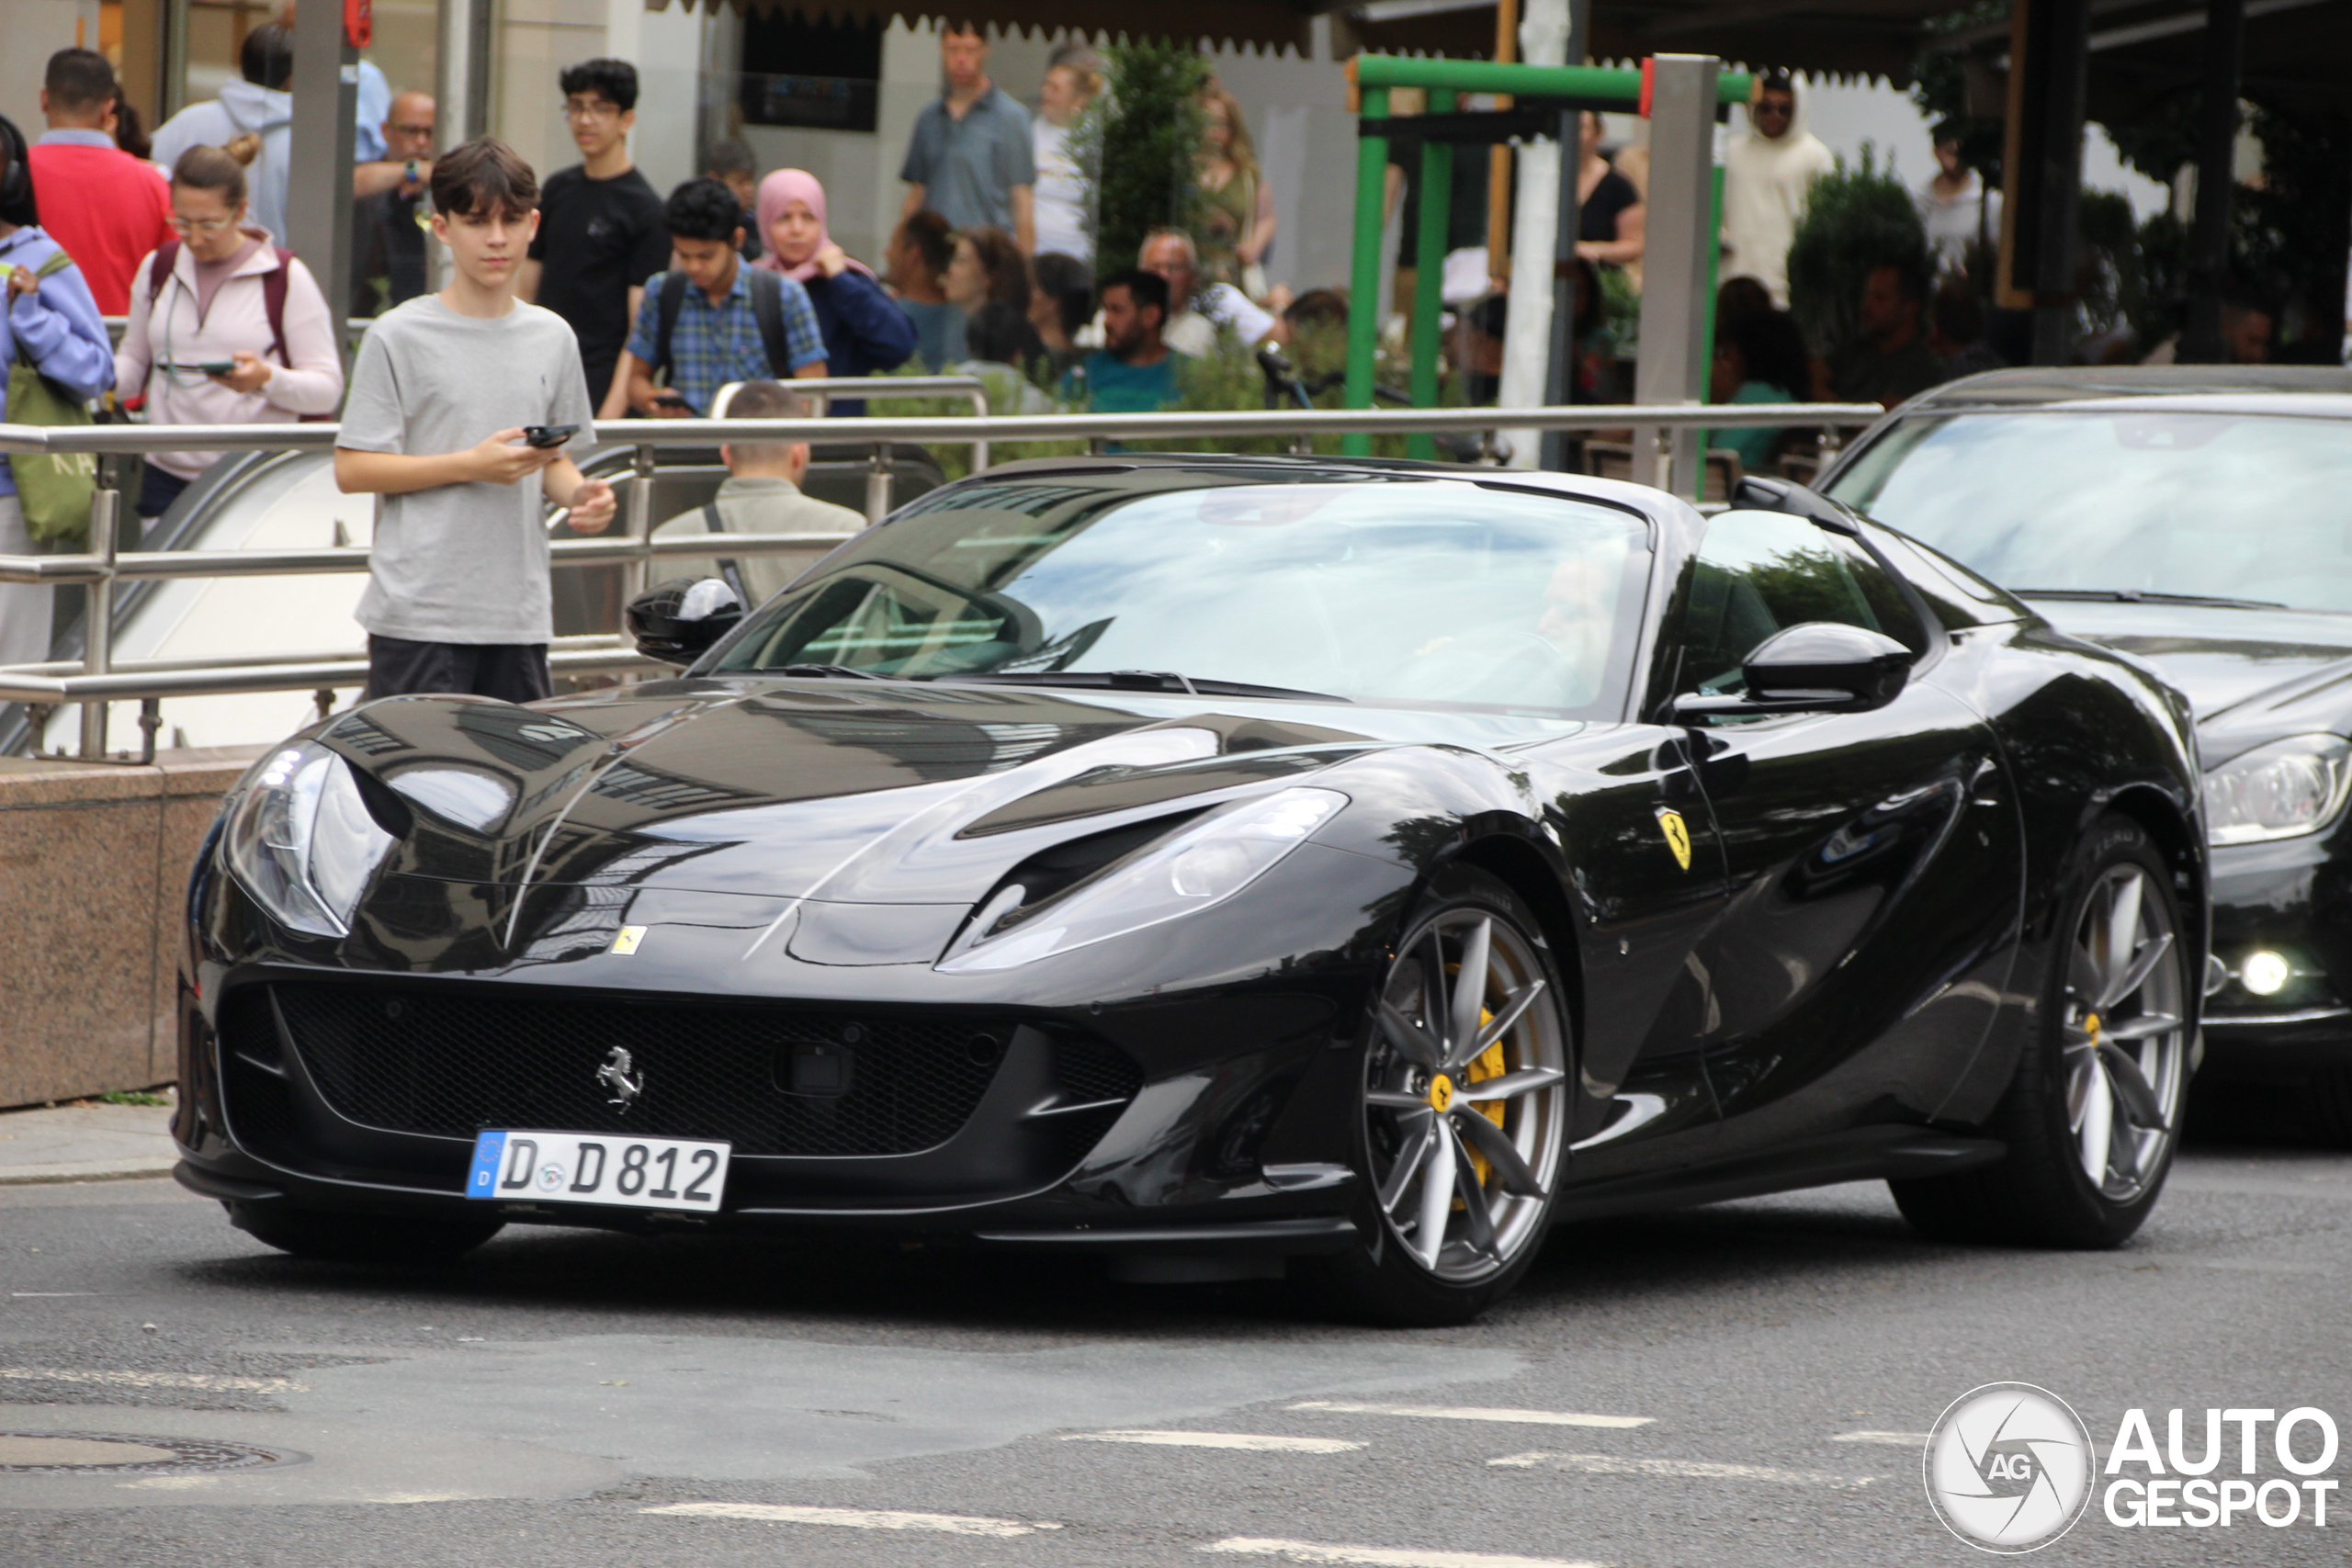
[
  {"left": 1825, "top": 411, "right": 2352, "bottom": 612},
  {"left": 709, "top": 477, "right": 1652, "bottom": 716}
]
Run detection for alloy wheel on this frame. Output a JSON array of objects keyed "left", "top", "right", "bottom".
[
  {"left": 2061, "top": 863, "right": 2188, "bottom": 1203},
  {"left": 1365, "top": 907, "right": 1568, "bottom": 1282}
]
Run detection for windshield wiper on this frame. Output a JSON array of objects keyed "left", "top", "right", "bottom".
[
  {"left": 2014, "top": 589, "right": 2287, "bottom": 610},
  {"left": 946, "top": 670, "right": 1351, "bottom": 703},
  {"left": 773, "top": 663, "right": 897, "bottom": 680}
]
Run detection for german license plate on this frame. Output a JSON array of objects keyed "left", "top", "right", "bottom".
[{"left": 466, "top": 1130, "right": 729, "bottom": 1211}]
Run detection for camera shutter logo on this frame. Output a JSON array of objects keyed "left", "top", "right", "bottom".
[{"left": 1924, "top": 1382, "right": 2095, "bottom": 1552}]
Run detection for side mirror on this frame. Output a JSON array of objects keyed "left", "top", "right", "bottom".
[
  {"left": 626, "top": 577, "right": 743, "bottom": 667},
  {"left": 1671, "top": 622, "right": 1912, "bottom": 722}
]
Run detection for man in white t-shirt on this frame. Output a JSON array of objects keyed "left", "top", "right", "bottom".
[{"left": 1140, "top": 229, "right": 1274, "bottom": 357}]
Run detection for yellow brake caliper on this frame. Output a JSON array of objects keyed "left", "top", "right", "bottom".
[{"left": 1462, "top": 1005, "right": 1509, "bottom": 1192}]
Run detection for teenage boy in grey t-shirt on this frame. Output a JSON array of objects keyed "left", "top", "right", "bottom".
[{"left": 336, "top": 138, "right": 616, "bottom": 702}]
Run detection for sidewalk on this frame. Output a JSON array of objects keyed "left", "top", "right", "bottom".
[{"left": 0, "top": 1093, "right": 180, "bottom": 1184}]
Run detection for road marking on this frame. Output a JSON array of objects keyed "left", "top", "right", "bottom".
[
  {"left": 1065, "top": 1429, "right": 1364, "bottom": 1453},
  {"left": 10, "top": 1292, "right": 98, "bottom": 1298},
  {"left": 1490, "top": 1451, "right": 1875, "bottom": 1489},
  {"left": 643, "top": 1503, "right": 1061, "bottom": 1537},
  {"left": 1830, "top": 1430, "right": 1931, "bottom": 1446},
  {"left": 1288, "top": 1402, "right": 1651, "bottom": 1428},
  {"left": 1203, "top": 1538, "right": 1605, "bottom": 1567},
  {"left": 0, "top": 1366, "right": 305, "bottom": 1393}
]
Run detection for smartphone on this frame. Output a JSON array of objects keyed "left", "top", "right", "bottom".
[
  {"left": 521, "top": 423, "right": 579, "bottom": 448},
  {"left": 651, "top": 392, "right": 691, "bottom": 411},
  {"left": 166, "top": 360, "right": 237, "bottom": 376}
]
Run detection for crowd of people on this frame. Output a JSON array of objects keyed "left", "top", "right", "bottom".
[{"left": 0, "top": 25, "right": 2218, "bottom": 704}]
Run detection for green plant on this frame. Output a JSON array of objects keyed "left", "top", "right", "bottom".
[
  {"left": 1785, "top": 145, "right": 1931, "bottom": 357},
  {"left": 96, "top": 1089, "right": 171, "bottom": 1106},
  {"left": 1095, "top": 39, "right": 1210, "bottom": 279}
]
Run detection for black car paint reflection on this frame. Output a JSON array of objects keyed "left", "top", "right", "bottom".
[{"left": 175, "top": 457, "right": 2202, "bottom": 1265}]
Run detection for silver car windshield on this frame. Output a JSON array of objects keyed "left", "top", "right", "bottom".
[
  {"left": 1825, "top": 411, "right": 2352, "bottom": 612},
  {"left": 712, "top": 478, "right": 1652, "bottom": 716}
]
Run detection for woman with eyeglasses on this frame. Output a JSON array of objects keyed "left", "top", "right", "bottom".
[
  {"left": 0, "top": 112, "right": 114, "bottom": 670},
  {"left": 116, "top": 143, "right": 344, "bottom": 520}
]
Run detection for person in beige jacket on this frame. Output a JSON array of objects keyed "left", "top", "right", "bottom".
[{"left": 116, "top": 143, "right": 344, "bottom": 518}]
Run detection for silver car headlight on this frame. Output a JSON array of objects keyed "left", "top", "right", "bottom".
[
  {"left": 2202, "top": 733, "right": 2352, "bottom": 846},
  {"left": 223, "top": 742, "right": 397, "bottom": 936},
  {"left": 938, "top": 787, "right": 1349, "bottom": 973}
]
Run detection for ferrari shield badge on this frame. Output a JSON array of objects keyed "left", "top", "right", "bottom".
[
  {"left": 1656, "top": 807, "right": 1693, "bottom": 871},
  {"left": 610, "top": 925, "right": 647, "bottom": 955}
]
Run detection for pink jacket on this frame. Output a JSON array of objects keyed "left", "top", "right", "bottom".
[{"left": 116, "top": 230, "right": 345, "bottom": 479}]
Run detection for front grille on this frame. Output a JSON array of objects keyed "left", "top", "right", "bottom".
[{"left": 258, "top": 983, "right": 1124, "bottom": 1158}]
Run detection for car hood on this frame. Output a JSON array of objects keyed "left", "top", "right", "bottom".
[
  {"left": 2028, "top": 599, "right": 2352, "bottom": 759},
  {"left": 315, "top": 678, "right": 1555, "bottom": 908}
]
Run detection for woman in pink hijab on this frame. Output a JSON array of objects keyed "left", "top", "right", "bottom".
[{"left": 754, "top": 169, "right": 914, "bottom": 414}]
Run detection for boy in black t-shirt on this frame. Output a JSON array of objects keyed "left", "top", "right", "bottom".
[{"left": 519, "top": 57, "right": 667, "bottom": 419}]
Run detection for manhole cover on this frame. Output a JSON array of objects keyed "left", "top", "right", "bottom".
[{"left": 0, "top": 1431, "right": 297, "bottom": 1475}]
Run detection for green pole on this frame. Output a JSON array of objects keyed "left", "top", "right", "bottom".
[
  {"left": 1407, "top": 87, "right": 1457, "bottom": 463},
  {"left": 1351, "top": 53, "right": 1751, "bottom": 109},
  {"left": 1343, "top": 84, "right": 1390, "bottom": 458}
]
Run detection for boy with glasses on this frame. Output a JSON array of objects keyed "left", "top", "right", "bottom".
[
  {"left": 518, "top": 59, "right": 667, "bottom": 422},
  {"left": 335, "top": 139, "right": 616, "bottom": 704}
]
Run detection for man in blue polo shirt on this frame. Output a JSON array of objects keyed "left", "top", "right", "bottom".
[{"left": 899, "top": 23, "right": 1035, "bottom": 254}]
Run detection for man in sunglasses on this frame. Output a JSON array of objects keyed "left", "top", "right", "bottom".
[
  {"left": 1720, "top": 73, "right": 1834, "bottom": 309},
  {"left": 351, "top": 89, "right": 436, "bottom": 318}
]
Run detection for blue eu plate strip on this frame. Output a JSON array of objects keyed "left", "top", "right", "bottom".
[{"left": 467, "top": 1131, "right": 506, "bottom": 1200}]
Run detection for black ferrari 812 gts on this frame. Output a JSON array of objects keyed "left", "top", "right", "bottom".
[{"left": 175, "top": 458, "right": 2207, "bottom": 1322}]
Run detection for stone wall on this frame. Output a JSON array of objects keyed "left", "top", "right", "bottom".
[{"left": 0, "top": 748, "right": 263, "bottom": 1109}]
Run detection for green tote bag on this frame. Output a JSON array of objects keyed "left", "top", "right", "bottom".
[{"left": 6, "top": 250, "right": 99, "bottom": 547}]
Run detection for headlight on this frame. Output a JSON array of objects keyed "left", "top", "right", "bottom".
[
  {"left": 938, "top": 787, "right": 1348, "bottom": 972},
  {"left": 2202, "top": 733, "right": 2352, "bottom": 845},
  {"left": 223, "top": 742, "right": 397, "bottom": 936}
]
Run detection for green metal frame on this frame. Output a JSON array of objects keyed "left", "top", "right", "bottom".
[{"left": 1342, "top": 53, "right": 1754, "bottom": 459}]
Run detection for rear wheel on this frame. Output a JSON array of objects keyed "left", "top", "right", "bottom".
[
  {"left": 1892, "top": 817, "right": 2190, "bottom": 1247},
  {"left": 1304, "top": 867, "right": 1570, "bottom": 1325},
  {"left": 227, "top": 1201, "right": 503, "bottom": 1265}
]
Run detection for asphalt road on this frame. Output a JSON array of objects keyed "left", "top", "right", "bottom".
[{"left": 6, "top": 1087, "right": 2349, "bottom": 1567}]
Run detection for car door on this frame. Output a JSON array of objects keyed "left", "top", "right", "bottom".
[
  {"left": 1663, "top": 511, "right": 2027, "bottom": 1157},
  {"left": 1519, "top": 727, "right": 1729, "bottom": 1183}
]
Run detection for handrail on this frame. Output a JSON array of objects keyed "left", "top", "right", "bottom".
[{"left": 0, "top": 398, "right": 1887, "bottom": 761}]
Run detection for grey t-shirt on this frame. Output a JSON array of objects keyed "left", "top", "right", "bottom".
[
  {"left": 899, "top": 86, "right": 1035, "bottom": 233},
  {"left": 340, "top": 296, "right": 594, "bottom": 644}
]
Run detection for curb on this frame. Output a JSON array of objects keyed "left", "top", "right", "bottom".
[{"left": 0, "top": 1158, "right": 180, "bottom": 1187}]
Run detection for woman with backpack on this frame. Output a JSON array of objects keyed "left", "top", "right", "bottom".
[
  {"left": 116, "top": 144, "right": 343, "bottom": 520},
  {"left": 0, "top": 113, "right": 113, "bottom": 669}
]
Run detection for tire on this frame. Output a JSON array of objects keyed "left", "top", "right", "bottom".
[
  {"left": 1892, "top": 815, "right": 2192, "bottom": 1247},
  {"left": 227, "top": 1201, "right": 503, "bottom": 1264},
  {"left": 1302, "top": 865, "right": 1571, "bottom": 1325},
  {"left": 2305, "top": 1065, "right": 2352, "bottom": 1149}
]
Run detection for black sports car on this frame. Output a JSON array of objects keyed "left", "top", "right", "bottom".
[
  {"left": 1820, "top": 367, "right": 2352, "bottom": 1140},
  {"left": 175, "top": 457, "right": 2206, "bottom": 1323}
]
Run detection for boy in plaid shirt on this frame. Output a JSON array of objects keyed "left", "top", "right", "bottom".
[{"left": 618, "top": 178, "right": 826, "bottom": 416}]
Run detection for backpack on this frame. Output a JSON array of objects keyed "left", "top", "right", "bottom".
[
  {"left": 149, "top": 237, "right": 298, "bottom": 367},
  {"left": 6, "top": 249, "right": 99, "bottom": 546},
  {"left": 652, "top": 267, "right": 794, "bottom": 396}
]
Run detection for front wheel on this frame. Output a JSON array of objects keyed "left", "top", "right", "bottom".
[
  {"left": 1892, "top": 816, "right": 2192, "bottom": 1247},
  {"left": 1303, "top": 866, "right": 1570, "bottom": 1325}
]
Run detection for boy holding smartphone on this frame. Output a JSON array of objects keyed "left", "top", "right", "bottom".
[{"left": 336, "top": 138, "right": 616, "bottom": 702}]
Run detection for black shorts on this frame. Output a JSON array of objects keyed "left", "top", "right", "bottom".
[{"left": 366, "top": 636, "right": 553, "bottom": 704}]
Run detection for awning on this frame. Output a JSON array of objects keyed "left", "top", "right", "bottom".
[{"left": 650, "top": 0, "right": 1329, "bottom": 53}]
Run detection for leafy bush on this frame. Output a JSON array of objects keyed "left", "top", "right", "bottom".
[
  {"left": 1095, "top": 39, "right": 1210, "bottom": 278},
  {"left": 1785, "top": 146, "right": 1930, "bottom": 357}
]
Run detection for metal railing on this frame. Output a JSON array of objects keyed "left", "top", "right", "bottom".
[{"left": 0, "top": 399, "right": 1883, "bottom": 761}]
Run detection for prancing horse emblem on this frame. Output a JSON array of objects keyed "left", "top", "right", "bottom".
[{"left": 596, "top": 1046, "right": 644, "bottom": 1110}]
